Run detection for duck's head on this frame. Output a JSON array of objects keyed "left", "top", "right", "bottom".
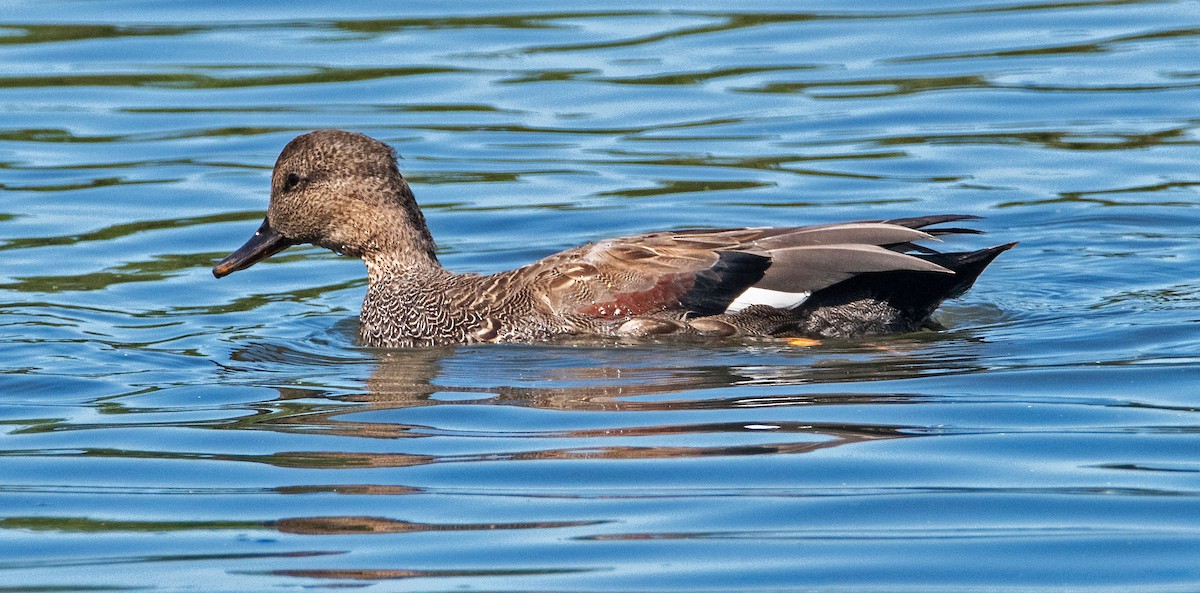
[{"left": 213, "top": 130, "right": 437, "bottom": 278}]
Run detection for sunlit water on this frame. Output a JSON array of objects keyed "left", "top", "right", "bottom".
[{"left": 2, "top": 1, "right": 1199, "bottom": 591}]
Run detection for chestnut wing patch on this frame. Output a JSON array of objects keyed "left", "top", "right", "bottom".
[
  {"left": 579, "top": 272, "right": 697, "bottom": 319},
  {"left": 564, "top": 248, "right": 771, "bottom": 319},
  {"left": 535, "top": 236, "right": 764, "bottom": 319}
]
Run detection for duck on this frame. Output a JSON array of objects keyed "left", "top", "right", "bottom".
[{"left": 213, "top": 130, "right": 1014, "bottom": 347}]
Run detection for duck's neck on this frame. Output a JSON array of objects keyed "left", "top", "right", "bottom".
[
  {"left": 362, "top": 251, "right": 448, "bottom": 286},
  {"left": 358, "top": 183, "right": 441, "bottom": 266},
  {"left": 359, "top": 252, "right": 463, "bottom": 347}
]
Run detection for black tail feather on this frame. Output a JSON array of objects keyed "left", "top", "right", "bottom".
[
  {"left": 883, "top": 214, "right": 981, "bottom": 229},
  {"left": 919, "top": 242, "right": 1017, "bottom": 300},
  {"left": 794, "top": 241, "right": 1015, "bottom": 336}
]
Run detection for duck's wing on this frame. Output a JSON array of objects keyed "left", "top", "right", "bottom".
[{"left": 524, "top": 217, "right": 975, "bottom": 319}]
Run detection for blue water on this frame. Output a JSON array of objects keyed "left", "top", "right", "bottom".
[{"left": 2, "top": 1, "right": 1200, "bottom": 591}]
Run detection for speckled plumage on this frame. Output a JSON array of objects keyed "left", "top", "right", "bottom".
[{"left": 214, "top": 130, "right": 1014, "bottom": 347}]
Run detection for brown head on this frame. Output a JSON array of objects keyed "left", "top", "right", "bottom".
[{"left": 213, "top": 130, "right": 438, "bottom": 278}]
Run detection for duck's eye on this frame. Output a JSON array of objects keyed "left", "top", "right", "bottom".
[{"left": 281, "top": 172, "right": 303, "bottom": 192}]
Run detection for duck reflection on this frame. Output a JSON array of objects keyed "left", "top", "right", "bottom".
[
  {"left": 224, "top": 334, "right": 986, "bottom": 469},
  {"left": 213, "top": 337, "right": 990, "bottom": 539},
  {"left": 273, "top": 515, "right": 599, "bottom": 536}
]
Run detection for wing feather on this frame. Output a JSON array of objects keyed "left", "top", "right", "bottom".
[
  {"left": 518, "top": 217, "right": 971, "bottom": 319},
  {"left": 757, "top": 244, "right": 951, "bottom": 293}
]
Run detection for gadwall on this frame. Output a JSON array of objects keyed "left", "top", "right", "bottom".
[{"left": 214, "top": 130, "right": 1014, "bottom": 347}]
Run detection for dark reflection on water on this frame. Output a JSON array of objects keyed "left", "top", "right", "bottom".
[
  {"left": 1, "top": 514, "right": 600, "bottom": 536},
  {"left": 270, "top": 566, "right": 595, "bottom": 581},
  {"left": 2, "top": 0, "right": 1200, "bottom": 591}
]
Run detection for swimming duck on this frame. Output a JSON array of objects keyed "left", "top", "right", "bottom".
[{"left": 213, "top": 130, "right": 1013, "bottom": 347}]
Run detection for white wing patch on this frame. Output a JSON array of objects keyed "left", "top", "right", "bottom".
[{"left": 725, "top": 287, "right": 811, "bottom": 313}]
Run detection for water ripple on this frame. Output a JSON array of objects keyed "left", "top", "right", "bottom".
[{"left": 1, "top": 1, "right": 1199, "bottom": 592}]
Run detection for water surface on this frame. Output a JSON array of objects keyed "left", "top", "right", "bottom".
[{"left": 2, "top": 1, "right": 1200, "bottom": 591}]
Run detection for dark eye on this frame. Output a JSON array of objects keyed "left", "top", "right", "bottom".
[{"left": 281, "top": 172, "right": 303, "bottom": 192}]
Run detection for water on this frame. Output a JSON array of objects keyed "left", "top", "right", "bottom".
[{"left": 2, "top": 1, "right": 1199, "bottom": 591}]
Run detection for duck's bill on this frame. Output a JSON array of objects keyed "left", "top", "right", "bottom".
[{"left": 212, "top": 219, "right": 296, "bottom": 278}]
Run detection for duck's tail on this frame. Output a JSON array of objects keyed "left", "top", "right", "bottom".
[
  {"left": 790, "top": 240, "right": 1015, "bottom": 337},
  {"left": 919, "top": 241, "right": 1017, "bottom": 300}
]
